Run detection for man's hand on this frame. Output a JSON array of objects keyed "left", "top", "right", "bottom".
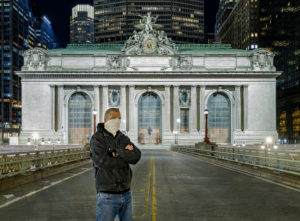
[{"left": 125, "top": 144, "right": 134, "bottom": 151}]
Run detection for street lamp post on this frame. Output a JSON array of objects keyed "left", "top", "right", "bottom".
[
  {"left": 176, "top": 118, "right": 180, "bottom": 144},
  {"left": 204, "top": 109, "right": 210, "bottom": 143},
  {"left": 32, "top": 132, "right": 39, "bottom": 151},
  {"left": 92, "top": 110, "right": 98, "bottom": 133},
  {"left": 260, "top": 136, "right": 278, "bottom": 166}
]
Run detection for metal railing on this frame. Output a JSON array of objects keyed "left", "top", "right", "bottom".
[
  {"left": 172, "top": 145, "right": 300, "bottom": 176},
  {"left": 0, "top": 148, "right": 90, "bottom": 179}
]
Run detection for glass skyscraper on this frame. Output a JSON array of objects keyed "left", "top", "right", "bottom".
[
  {"left": 94, "top": 0, "right": 204, "bottom": 44},
  {"left": 0, "top": 0, "right": 58, "bottom": 143}
]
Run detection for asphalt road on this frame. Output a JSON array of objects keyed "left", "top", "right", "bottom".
[{"left": 1, "top": 150, "right": 300, "bottom": 221}]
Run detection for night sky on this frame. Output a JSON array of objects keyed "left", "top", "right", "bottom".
[{"left": 29, "top": 0, "right": 219, "bottom": 47}]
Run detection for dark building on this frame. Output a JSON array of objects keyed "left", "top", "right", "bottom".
[
  {"left": 216, "top": 0, "right": 260, "bottom": 50},
  {"left": 214, "top": 0, "right": 238, "bottom": 42},
  {"left": 277, "top": 85, "right": 300, "bottom": 144},
  {"left": 0, "top": 0, "right": 57, "bottom": 143},
  {"left": 70, "top": 5, "right": 94, "bottom": 44},
  {"left": 94, "top": 0, "right": 204, "bottom": 44},
  {"left": 216, "top": 0, "right": 300, "bottom": 143},
  {"left": 36, "top": 16, "right": 58, "bottom": 49}
]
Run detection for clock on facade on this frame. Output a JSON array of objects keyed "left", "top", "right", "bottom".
[{"left": 143, "top": 38, "right": 157, "bottom": 54}]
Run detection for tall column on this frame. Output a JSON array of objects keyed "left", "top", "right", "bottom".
[
  {"left": 235, "top": 86, "right": 241, "bottom": 131},
  {"left": 94, "top": 86, "right": 100, "bottom": 124},
  {"left": 120, "top": 86, "right": 127, "bottom": 131},
  {"left": 243, "top": 85, "right": 248, "bottom": 130},
  {"left": 101, "top": 86, "right": 108, "bottom": 121},
  {"left": 199, "top": 86, "right": 206, "bottom": 131},
  {"left": 50, "top": 85, "right": 55, "bottom": 130},
  {"left": 57, "top": 85, "right": 64, "bottom": 132},
  {"left": 128, "top": 85, "right": 137, "bottom": 135},
  {"left": 190, "top": 85, "right": 197, "bottom": 133},
  {"left": 164, "top": 85, "right": 171, "bottom": 133},
  {"left": 173, "top": 86, "right": 179, "bottom": 132}
]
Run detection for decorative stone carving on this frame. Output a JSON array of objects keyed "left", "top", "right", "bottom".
[
  {"left": 179, "top": 89, "right": 191, "bottom": 107},
  {"left": 172, "top": 56, "right": 193, "bottom": 70},
  {"left": 22, "top": 48, "right": 48, "bottom": 71},
  {"left": 106, "top": 55, "right": 128, "bottom": 70},
  {"left": 122, "top": 12, "right": 178, "bottom": 55},
  {"left": 250, "top": 48, "right": 275, "bottom": 71},
  {"left": 109, "top": 89, "right": 120, "bottom": 107}
]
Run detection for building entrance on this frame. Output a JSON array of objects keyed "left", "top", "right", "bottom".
[
  {"left": 138, "top": 92, "right": 162, "bottom": 144},
  {"left": 208, "top": 93, "right": 231, "bottom": 143},
  {"left": 68, "top": 92, "right": 92, "bottom": 144}
]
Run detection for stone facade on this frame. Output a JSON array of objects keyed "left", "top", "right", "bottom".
[{"left": 17, "top": 14, "right": 280, "bottom": 146}]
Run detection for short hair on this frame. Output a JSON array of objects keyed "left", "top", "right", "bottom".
[{"left": 104, "top": 108, "right": 120, "bottom": 119}]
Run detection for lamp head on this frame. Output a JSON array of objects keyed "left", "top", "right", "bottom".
[{"left": 266, "top": 136, "right": 273, "bottom": 144}]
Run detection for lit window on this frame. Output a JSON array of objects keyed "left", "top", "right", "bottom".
[
  {"left": 292, "top": 109, "right": 300, "bottom": 139},
  {"left": 180, "top": 109, "right": 189, "bottom": 133}
]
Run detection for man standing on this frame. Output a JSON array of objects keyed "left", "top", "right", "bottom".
[{"left": 90, "top": 108, "right": 141, "bottom": 221}]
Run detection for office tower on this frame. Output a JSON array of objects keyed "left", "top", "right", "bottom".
[
  {"left": 94, "top": 0, "right": 204, "bottom": 44},
  {"left": 36, "top": 16, "right": 58, "bottom": 49},
  {"left": 216, "top": 0, "right": 300, "bottom": 143},
  {"left": 0, "top": 0, "right": 58, "bottom": 143},
  {"left": 70, "top": 4, "right": 94, "bottom": 44},
  {"left": 214, "top": 0, "right": 238, "bottom": 42}
]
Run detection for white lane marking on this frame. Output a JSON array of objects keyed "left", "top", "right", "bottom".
[
  {"left": 178, "top": 152, "right": 300, "bottom": 193},
  {"left": 0, "top": 167, "right": 93, "bottom": 209}
]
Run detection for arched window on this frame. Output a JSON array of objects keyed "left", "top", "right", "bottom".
[
  {"left": 138, "top": 92, "right": 162, "bottom": 144},
  {"left": 68, "top": 92, "right": 92, "bottom": 144},
  {"left": 207, "top": 93, "right": 231, "bottom": 143}
]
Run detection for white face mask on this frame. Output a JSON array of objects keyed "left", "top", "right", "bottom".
[{"left": 104, "top": 118, "right": 121, "bottom": 137}]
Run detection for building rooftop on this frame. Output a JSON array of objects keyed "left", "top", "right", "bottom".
[{"left": 49, "top": 43, "right": 247, "bottom": 55}]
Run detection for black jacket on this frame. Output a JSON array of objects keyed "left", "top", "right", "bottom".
[{"left": 90, "top": 123, "right": 141, "bottom": 193}]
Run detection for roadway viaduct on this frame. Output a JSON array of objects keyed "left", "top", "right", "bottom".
[{"left": 1, "top": 150, "right": 300, "bottom": 220}]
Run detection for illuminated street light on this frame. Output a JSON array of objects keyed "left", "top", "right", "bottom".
[
  {"left": 92, "top": 110, "right": 98, "bottom": 133},
  {"left": 32, "top": 133, "right": 39, "bottom": 145},
  {"left": 32, "top": 132, "right": 39, "bottom": 140},
  {"left": 204, "top": 109, "right": 210, "bottom": 143},
  {"left": 122, "top": 119, "right": 127, "bottom": 134},
  {"left": 266, "top": 136, "right": 273, "bottom": 144}
]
